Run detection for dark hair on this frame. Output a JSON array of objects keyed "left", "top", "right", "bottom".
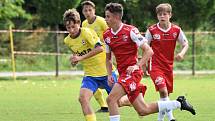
[
  {"left": 81, "top": 1, "right": 95, "bottom": 8},
  {"left": 105, "top": 3, "right": 123, "bottom": 17},
  {"left": 63, "top": 9, "right": 80, "bottom": 25}
]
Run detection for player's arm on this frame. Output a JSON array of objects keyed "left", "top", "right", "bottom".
[
  {"left": 127, "top": 28, "right": 154, "bottom": 74},
  {"left": 64, "top": 38, "right": 78, "bottom": 66},
  {"left": 71, "top": 29, "right": 104, "bottom": 62},
  {"left": 69, "top": 50, "right": 79, "bottom": 66},
  {"left": 105, "top": 43, "right": 114, "bottom": 87},
  {"left": 175, "top": 29, "right": 189, "bottom": 61},
  {"left": 71, "top": 42, "right": 103, "bottom": 62}
]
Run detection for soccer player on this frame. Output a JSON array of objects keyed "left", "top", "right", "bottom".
[
  {"left": 145, "top": 3, "right": 189, "bottom": 121},
  {"left": 103, "top": 3, "right": 195, "bottom": 121},
  {"left": 63, "top": 9, "right": 112, "bottom": 121},
  {"left": 81, "top": 0, "right": 117, "bottom": 112}
]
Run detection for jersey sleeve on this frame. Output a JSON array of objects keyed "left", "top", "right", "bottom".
[
  {"left": 177, "top": 29, "right": 188, "bottom": 46},
  {"left": 105, "top": 43, "right": 111, "bottom": 53},
  {"left": 130, "top": 28, "right": 148, "bottom": 47},
  {"left": 145, "top": 29, "right": 153, "bottom": 44}
]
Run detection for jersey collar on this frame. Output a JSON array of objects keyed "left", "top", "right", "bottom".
[
  {"left": 157, "top": 23, "right": 171, "bottom": 33},
  {"left": 111, "top": 23, "right": 123, "bottom": 35}
]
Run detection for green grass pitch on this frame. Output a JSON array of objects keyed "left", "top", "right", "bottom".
[{"left": 0, "top": 74, "right": 214, "bottom": 121}]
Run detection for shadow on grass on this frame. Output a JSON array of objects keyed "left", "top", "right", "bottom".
[{"left": 0, "top": 77, "right": 28, "bottom": 81}]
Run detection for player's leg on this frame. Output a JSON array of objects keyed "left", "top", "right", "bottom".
[
  {"left": 79, "top": 88, "right": 96, "bottom": 121},
  {"left": 111, "top": 71, "right": 132, "bottom": 107},
  {"left": 94, "top": 88, "right": 108, "bottom": 112},
  {"left": 118, "top": 95, "right": 131, "bottom": 107},
  {"left": 79, "top": 76, "right": 99, "bottom": 121},
  {"left": 158, "top": 87, "right": 170, "bottom": 121},
  {"left": 150, "top": 71, "right": 171, "bottom": 121},
  {"left": 106, "top": 83, "right": 126, "bottom": 121},
  {"left": 132, "top": 94, "right": 196, "bottom": 117},
  {"left": 161, "top": 72, "right": 176, "bottom": 121},
  {"left": 95, "top": 71, "right": 119, "bottom": 112}
]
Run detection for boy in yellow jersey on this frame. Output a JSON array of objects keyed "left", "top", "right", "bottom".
[
  {"left": 63, "top": 9, "right": 112, "bottom": 121},
  {"left": 81, "top": 0, "right": 117, "bottom": 113}
]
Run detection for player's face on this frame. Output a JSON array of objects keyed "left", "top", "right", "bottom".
[
  {"left": 105, "top": 10, "right": 117, "bottom": 28},
  {"left": 65, "top": 21, "right": 80, "bottom": 38},
  {"left": 157, "top": 11, "right": 172, "bottom": 24},
  {"left": 82, "top": 5, "right": 95, "bottom": 20}
]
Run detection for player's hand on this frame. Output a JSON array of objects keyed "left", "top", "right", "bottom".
[
  {"left": 70, "top": 55, "right": 81, "bottom": 63},
  {"left": 126, "top": 64, "right": 139, "bottom": 75},
  {"left": 175, "top": 53, "right": 184, "bottom": 61},
  {"left": 108, "top": 75, "right": 114, "bottom": 87},
  {"left": 71, "top": 61, "right": 78, "bottom": 67}
]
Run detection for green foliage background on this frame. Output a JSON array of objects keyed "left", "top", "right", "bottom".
[{"left": 1, "top": 0, "right": 215, "bottom": 72}]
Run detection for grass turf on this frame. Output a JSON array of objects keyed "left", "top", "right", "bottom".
[{"left": 0, "top": 74, "right": 214, "bottom": 121}]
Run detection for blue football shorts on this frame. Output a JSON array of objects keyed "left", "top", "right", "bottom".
[{"left": 81, "top": 72, "right": 118, "bottom": 94}]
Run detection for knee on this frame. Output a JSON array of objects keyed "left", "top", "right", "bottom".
[
  {"left": 136, "top": 105, "right": 152, "bottom": 116},
  {"left": 78, "top": 95, "right": 88, "bottom": 104},
  {"left": 137, "top": 109, "right": 150, "bottom": 116},
  {"left": 106, "top": 94, "right": 115, "bottom": 105},
  {"left": 159, "top": 89, "right": 168, "bottom": 97}
]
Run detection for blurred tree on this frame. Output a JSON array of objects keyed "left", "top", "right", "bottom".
[
  {"left": 172, "top": 0, "right": 214, "bottom": 31},
  {"left": 0, "top": 0, "right": 31, "bottom": 29},
  {"left": 29, "top": 0, "right": 81, "bottom": 29}
]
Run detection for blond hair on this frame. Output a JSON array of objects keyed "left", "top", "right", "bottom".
[{"left": 156, "top": 3, "right": 172, "bottom": 14}]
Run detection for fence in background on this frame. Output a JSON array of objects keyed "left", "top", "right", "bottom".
[{"left": 1, "top": 28, "right": 215, "bottom": 79}]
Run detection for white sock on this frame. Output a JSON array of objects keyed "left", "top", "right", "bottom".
[
  {"left": 110, "top": 115, "right": 120, "bottom": 121},
  {"left": 157, "top": 98, "right": 168, "bottom": 121},
  {"left": 158, "top": 100, "right": 181, "bottom": 113},
  {"left": 161, "top": 97, "right": 175, "bottom": 120}
]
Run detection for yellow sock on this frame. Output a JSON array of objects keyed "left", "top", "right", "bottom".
[
  {"left": 85, "top": 114, "right": 96, "bottom": 121},
  {"left": 94, "top": 88, "right": 107, "bottom": 107}
]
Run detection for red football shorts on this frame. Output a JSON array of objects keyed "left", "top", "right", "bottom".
[
  {"left": 118, "top": 70, "right": 147, "bottom": 103},
  {"left": 150, "top": 70, "right": 173, "bottom": 93}
]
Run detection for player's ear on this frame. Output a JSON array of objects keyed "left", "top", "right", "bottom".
[{"left": 169, "top": 12, "right": 172, "bottom": 18}]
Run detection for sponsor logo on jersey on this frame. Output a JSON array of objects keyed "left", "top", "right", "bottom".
[
  {"left": 163, "top": 33, "right": 170, "bottom": 36},
  {"left": 105, "top": 37, "right": 111, "bottom": 44},
  {"left": 153, "top": 34, "right": 161, "bottom": 40},
  {"left": 138, "top": 37, "right": 144, "bottom": 41},
  {"left": 76, "top": 48, "right": 92, "bottom": 56},
  {"left": 122, "top": 34, "right": 128, "bottom": 41}
]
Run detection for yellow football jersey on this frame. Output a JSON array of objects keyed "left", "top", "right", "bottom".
[
  {"left": 82, "top": 16, "right": 108, "bottom": 43},
  {"left": 64, "top": 27, "right": 107, "bottom": 77},
  {"left": 82, "top": 16, "right": 116, "bottom": 71}
]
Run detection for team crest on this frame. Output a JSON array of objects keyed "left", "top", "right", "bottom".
[
  {"left": 94, "top": 27, "right": 99, "bottom": 32},
  {"left": 153, "top": 34, "right": 161, "bottom": 40},
  {"left": 173, "top": 32, "right": 177, "bottom": 39},
  {"left": 155, "top": 76, "right": 164, "bottom": 85},
  {"left": 82, "top": 40, "right": 86, "bottom": 45},
  {"left": 105, "top": 37, "right": 111, "bottom": 44},
  {"left": 129, "top": 82, "right": 136, "bottom": 91},
  {"left": 122, "top": 34, "right": 128, "bottom": 41}
]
